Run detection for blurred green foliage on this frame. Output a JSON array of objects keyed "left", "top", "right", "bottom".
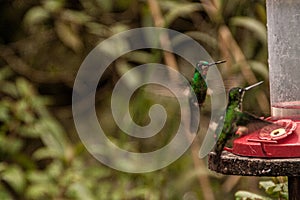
[
  {"left": 235, "top": 177, "right": 288, "bottom": 200},
  {"left": 0, "top": 0, "right": 288, "bottom": 199}
]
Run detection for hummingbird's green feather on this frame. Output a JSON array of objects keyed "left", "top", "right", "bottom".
[
  {"left": 191, "top": 69, "right": 208, "bottom": 107},
  {"left": 236, "top": 111, "right": 272, "bottom": 128}
]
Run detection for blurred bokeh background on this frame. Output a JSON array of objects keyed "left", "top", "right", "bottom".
[{"left": 0, "top": 0, "right": 287, "bottom": 199}]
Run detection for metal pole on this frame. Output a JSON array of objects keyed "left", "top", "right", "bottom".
[{"left": 288, "top": 177, "right": 300, "bottom": 200}]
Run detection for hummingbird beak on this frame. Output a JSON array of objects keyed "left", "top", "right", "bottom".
[
  {"left": 244, "top": 81, "right": 264, "bottom": 91},
  {"left": 207, "top": 60, "right": 226, "bottom": 66}
]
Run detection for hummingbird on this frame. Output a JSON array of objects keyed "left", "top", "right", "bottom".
[
  {"left": 188, "top": 60, "right": 226, "bottom": 133},
  {"left": 190, "top": 60, "right": 226, "bottom": 107},
  {"left": 212, "top": 81, "right": 273, "bottom": 166}
]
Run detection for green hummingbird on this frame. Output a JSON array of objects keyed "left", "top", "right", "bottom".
[
  {"left": 190, "top": 60, "right": 226, "bottom": 107},
  {"left": 188, "top": 60, "right": 226, "bottom": 133},
  {"left": 212, "top": 81, "right": 273, "bottom": 165}
]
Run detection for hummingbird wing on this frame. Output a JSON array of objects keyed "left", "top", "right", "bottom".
[{"left": 235, "top": 111, "right": 276, "bottom": 134}]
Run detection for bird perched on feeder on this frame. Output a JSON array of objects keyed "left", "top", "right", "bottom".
[{"left": 212, "top": 81, "right": 273, "bottom": 167}]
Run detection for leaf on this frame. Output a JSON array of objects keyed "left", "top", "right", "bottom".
[
  {"left": 14, "top": 100, "right": 35, "bottom": 123},
  {"left": 123, "top": 50, "right": 156, "bottom": 64},
  {"left": 27, "top": 171, "right": 51, "bottom": 183},
  {"left": 34, "top": 119, "right": 70, "bottom": 159},
  {"left": 95, "top": 0, "right": 113, "bottom": 11},
  {"left": 46, "top": 160, "right": 63, "bottom": 178},
  {"left": 33, "top": 147, "right": 60, "bottom": 160},
  {"left": 111, "top": 23, "right": 129, "bottom": 34},
  {"left": 0, "top": 135, "right": 23, "bottom": 155},
  {"left": 23, "top": 6, "right": 50, "bottom": 27},
  {"left": 66, "top": 182, "right": 95, "bottom": 200},
  {"left": 184, "top": 31, "right": 218, "bottom": 49},
  {"left": 85, "top": 22, "right": 111, "bottom": 36},
  {"left": 0, "top": 163, "right": 7, "bottom": 172},
  {"left": 259, "top": 180, "right": 276, "bottom": 194},
  {"left": 16, "top": 78, "right": 35, "bottom": 98},
  {"left": 0, "top": 184, "right": 13, "bottom": 200},
  {"left": 61, "top": 9, "right": 92, "bottom": 25},
  {"left": 18, "top": 123, "right": 41, "bottom": 138},
  {"left": 230, "top": 16, "right": 267, "bottom": 43},
  {"left": 0, "top": 101, "right": 11, "bottom": 122},
  {"left": 248, "top": 61, "right": 269, "bottom": 80},
  {"left": 255, "top": 3, "right": 267, "bottom": 24},
  {"left": 1, "top": 165, "right": 25, "bottom": 194},
  {"left": 42, "top": 0, "right": 65, "bottom": 13},
  {"left": 0, "top": 81, "right": 18, "bottom": 98},
  {"left": 26, "top": 182, "right": 59, "bottom": 199},
  {"left": 0, "top": 67, "right": 13, "bottom": 81},
  {"left": 235, "top": 190, "right": 272, "bottom": 200},
  {"left": 55, "top": 21, "right": 83, "bottom": 52},
  {"left": 164, "top": 3, "right": 203, "bottom": 27}
]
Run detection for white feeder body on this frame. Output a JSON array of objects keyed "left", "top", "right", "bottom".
[{"left": 267, "top": 0, "right": 300, "bottom": 117}]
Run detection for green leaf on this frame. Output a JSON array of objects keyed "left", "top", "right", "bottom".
[
  {"left": 1, "top": 165, "right": 25, "bottom": 194},
  {"left": 235, "top": 190, "right": 272, "bottom": 200},
  {"left": 164, "top": 3, "right": 203, "bottom": 27},
  {"left": 66, "top": 182, "right": 95, "bottom": 200},
  {"left": 185, "top": 31, "right": 218, "bottom": 49},
  {"left": 14, "top": 100, "right": 35, "bottom": 124},
  {"left": 85, "top": 22, "right": 111, "bottom": 36},
  {"left": 280, "top": 191, "right": 288, "bottom": 199},
  {"left": 61, "top": 9, "right": 92, "bottom": 24},
  {"left": 123, "top": 51, "right": 156, "bottom": 64},
  {"left": 0, "top": 67, "right": 13, "bottom": 81},
  {"left": 0, "top": 163, "right": 7, "bottom": 172},
  {"left": 16, "top": 78, "right": 34, "bottom": 98},
  {"left": 95, "top": 0, "right": 113, "bottom": 11},
  {"left": 27, "top": 170, "right": 51, "bottom": 183},
  {"left": 259, "top": 180, "right": 276, "bottom": 194},
  {"left": 248, "top": 61, "right": 269, "bottom": 80},
  {"left": 42, "top": 0, "right": 65, "bottom": 13},
  {"left": 26, "top": 182, "right": 59, "bottom": 199},
  {"left": 0, "top": 184, "right": 13, "bottom": 200},
  {"left": 46, "top": 160, "right": 63, "bottom": 179},
  {"left": 33, "top": 147, "right": 61, "bottom": 160},
  {"left": 23, "top": 6, "right": 50, "bottom": 26},
  {"left": 33, "top": 118, "right": 72, "bottom": 161},
  {"left": 230, "top": 16, "right": 267, "bottom": 43},
  {"left": 0, "top": 81, "right": 18, "bottom": 98},
  {"left": 18, "top": 123, "right": 41, "bottom": 138},
  {"left": 55, "top": 21, "right": 83, "bottom": 52},
  {"left": 0, "top": 135, "right": 23, "bottom": 155},
  {"left": 0, "top": 101, "right": 11, "bottom": 122},
  {"left": 26, "top": 171, "right": 59, "bottom": 198}
]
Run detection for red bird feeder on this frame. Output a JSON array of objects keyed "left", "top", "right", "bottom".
[{"left": 228, "top": 118, "right": 300, "bottom": 158}]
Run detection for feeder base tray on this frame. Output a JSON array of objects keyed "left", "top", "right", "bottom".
[{"left": 208, "top": 151, "right": 300, "bottom": 176}]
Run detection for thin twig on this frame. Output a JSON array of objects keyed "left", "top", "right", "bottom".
[{"left": 147, "top": 0, "right": 179, "bottom": 72}]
